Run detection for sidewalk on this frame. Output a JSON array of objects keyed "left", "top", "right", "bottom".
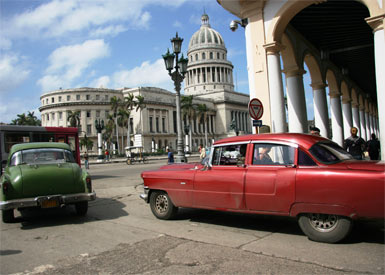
[{"left": 86, "top": 153, "right": 200, "bottom": 165}]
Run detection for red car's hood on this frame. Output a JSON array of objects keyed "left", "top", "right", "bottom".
[{"left": 344, "top": 160, "right": 385, "bottom": 172}]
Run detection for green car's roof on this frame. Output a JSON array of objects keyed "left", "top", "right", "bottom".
[{"left": 9, "top": 142, "right": 71, "bottom": 155}]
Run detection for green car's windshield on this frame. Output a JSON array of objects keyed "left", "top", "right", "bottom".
[
  {"left": 10, "top": 148, "right": 76, "bottom": 166},
  {"left": 309, "top": 141, "right": 353, "bottom": 164}
]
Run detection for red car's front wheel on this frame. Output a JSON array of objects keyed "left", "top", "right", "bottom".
[{"left": 150, "top": 191, "right": 178, "bottom": 220}]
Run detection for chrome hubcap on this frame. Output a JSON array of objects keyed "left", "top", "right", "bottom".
[
  {"left": 155, "top": 195, "right": 168, "bottom": 214},
  {"left": 308, "top": 213, "right": 339, "bottom": 232}
]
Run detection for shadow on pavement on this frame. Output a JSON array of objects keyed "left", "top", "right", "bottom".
[
  {"left": 175, "top": 208, "right": 385, "bottom": 244},
  {"left": 16, "top": 197, "right": 128, "bottom": 230}
]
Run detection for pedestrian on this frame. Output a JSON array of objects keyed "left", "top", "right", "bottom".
[
  {"left": 105, "top": 149, "right": 110, "bottom": 162},
  {"left": 366, "top": 133, "right": 381, "bottom": 160},
  {"left": 199, "top": 144, "right": 206, "bottom": 160},
  {"left": 309, "top": 126, "right": 321, "bottom": 136},
  {"left": 166, "top": 148, "right": 174, "bottom": 164},
  {"left": 344, "top": 127, "right": 366, "bottom": 160},
  {"left": 83, "top": 151, "right": 89, "bottom": 169}
]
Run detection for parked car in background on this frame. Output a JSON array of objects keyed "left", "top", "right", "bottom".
[
  {"left": 141, "top": 133, "right": 384, "bottom": 243},
  {"left": 0, "top": 142, "right": 96, "bottom": 223}
]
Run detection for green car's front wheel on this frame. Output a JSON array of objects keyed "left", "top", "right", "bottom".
[
  {"left": 75, "top": 201, "right": 88, "bottom": 216},
  {"left": 2, "top": 209, "right": 14, "bottom": 223}
]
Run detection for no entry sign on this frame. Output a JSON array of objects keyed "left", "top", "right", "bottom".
[{"left": 248, "top": 98, "right": 264, "bottom": 120}]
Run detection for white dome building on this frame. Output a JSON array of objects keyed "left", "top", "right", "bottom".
[{"left": 39, "top": 14, "right": 251, "bottom": 155}]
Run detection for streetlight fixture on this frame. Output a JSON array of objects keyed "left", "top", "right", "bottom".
[
  {"left": 95, "top": 118, "right": 105, "bottom": 162},
  {"left": 163, "top": 32, "right": 188, "bottom": 163}
]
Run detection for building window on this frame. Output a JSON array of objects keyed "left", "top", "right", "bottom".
[
  {"left": 47, "top": 114, "right": 49, "bottom": 121},
  {"left": 202, "top": 53, "right": 206, "bottom": 60},
  {"left": 96, "top": 95, "right": 100, "bottom": 100},
  {"left": 149, "top": 117, "right": 153, "bottom": 133},
  {"left": 86, "top": 111, "right": 91, "bottom": 118},
  {"left": 58, "top": 96, "right": 62, "bottom": 102},
  {"left": 162, "top": 117, "right": 166, "bottom": 133},
  {"left": 156, "top": 117, "right": 159, "bottom": 133},
  {"left": 105, "top": 111, "right": 109, "bottom": 118},
  {"left": 86, "top": 95, "right": 90, "bottom": 100},
  {"left": 87, "top": 124, "right": 92, "bottom": 135},
  {"left": 210, "top": 52, "right": 213, "bottom": 59},
  {"left": 52, "top": 113, "right": 55, "bottom": 120},
  {"left": 59, "top": 112, "right": 62, "bottom": 120},
  {"left": 195, "top": 54, "right": 198, "bottom": 61},
  {"left": 217, "top": 52, "right": 220, "bottom": 59},
  {"left": 67, "top": 95, "right": 70, "bottom": 101},
  {"left": 96, "top": 110, "right": 100, "bottom": 117},
  {"left": 46, "top": 99, "right": 48, "bottom": 104},
  {"left": 105, "top": 95, "right": 108, "bottom": 101},
  {"left": 76, "top": 95, "right": 80, "bottom": 100},
  {"left": 51, "top": 97, "right": 54, "bottom": 103}
]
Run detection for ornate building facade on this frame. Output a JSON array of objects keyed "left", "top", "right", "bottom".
[{"left": 39, "top": 14, "right": 251, "bottom": 154}]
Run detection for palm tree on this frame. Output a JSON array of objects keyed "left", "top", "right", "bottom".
[
  {"left": 123, "top": 93, "right": 135, "bottom": 147},
  {"left": 196, "top": 103, "right": 209, "bottom": 147},
  {"left": 67, "top": 110, "right": 80, "bottom": 128},
  {"left": 110, "top": 96, "right": 122, "bottom": 154},
  {"left": 26, "top": 111, "right": 41, "bottom": 126},
  {"left": 117, "top": 108, "right": 130, "bottom": 149},
  {"left": 181, "top": 95, "right": 195, "bottom": 151},
  {"left": 80, "top": 135, "right": 94, "bottom": 151},
  {"left": 103, "top": 113, "right": 115, "bottom": 151},
  {"left": 134, "top": 95, "right": 146, "bottom": 134}
]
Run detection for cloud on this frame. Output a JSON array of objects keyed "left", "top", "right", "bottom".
[
  {"left": 109, "top": 59, "right": 171, "bottom": 89},
  {"left": 173, "top": 21, "right": 183, "bottom": 28},
  {"left": 90, "top": 76, "right": 111, "bottom": 88},
  {"left": 227, "top": 48, "right": 244, "bottom": 59},
  {"left": 0, "top": 54, "right": 30, "bottom": 93},
  {"left": 89, "top": 25, "right": 128, "bottom": 38},
  {"left": 38, "top": 39, "right": 110, "bottom": 91},
  {"left": 3, "top": 0, "right": 187, "bottom": 41}
]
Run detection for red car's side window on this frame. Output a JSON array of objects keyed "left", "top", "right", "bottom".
[
  {"left": 252, "top": 143, "right": 295, "bottom": 165},
  {"left": 212, "top": 144, "right": 247, "bottom": 166},
  {"left": 298, "top": 149, "right": 317, "bottom": 166}
]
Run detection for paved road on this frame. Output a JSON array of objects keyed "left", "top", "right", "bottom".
[{"left": 1, "top": 160, "right": 384, "bottom": 274}]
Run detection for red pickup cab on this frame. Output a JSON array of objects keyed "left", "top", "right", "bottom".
[{"left": 140, "top": 133, "right": 384, "bottom": 243}]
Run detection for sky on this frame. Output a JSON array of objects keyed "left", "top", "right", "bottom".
[{"left": 0, "top": 0, "right": 316, "bottom": 124}]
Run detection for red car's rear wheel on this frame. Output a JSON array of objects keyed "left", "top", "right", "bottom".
[{"left": 298, "top": 213, "right": 353, "bottom": 243}]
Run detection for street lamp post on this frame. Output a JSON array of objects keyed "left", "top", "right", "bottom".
[
  {"left": 95, "top": 118, "right": 105, "bottom": 162},
  {"left": 163, "top": 32, "right": 189, "bottom": 163}
]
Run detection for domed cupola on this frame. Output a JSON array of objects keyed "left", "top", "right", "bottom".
[{"left": 185, "top": 13, "right": 234, "bottom": 96}]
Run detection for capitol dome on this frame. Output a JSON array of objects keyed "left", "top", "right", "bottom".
[
  {"left": 188, "top": 13, "right": 226, "bottom": 51},
  {"left": 185, "top": 13, "right": 234, "bottom": 96}
]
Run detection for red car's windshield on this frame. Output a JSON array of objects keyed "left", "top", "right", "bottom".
[{"left": 309, "top": 142, "right": 353, "bottom": 164}]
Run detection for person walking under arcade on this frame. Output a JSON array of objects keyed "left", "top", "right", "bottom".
[{"left": 344, "top": 127, "right": 366, "bottom": 160}]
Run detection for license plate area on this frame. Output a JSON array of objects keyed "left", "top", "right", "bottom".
[{"left": 41, "top": 198, "right": 59, "bottom": 208}]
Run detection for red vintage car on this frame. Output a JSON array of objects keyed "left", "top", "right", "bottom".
[{"left": 140, "top": 133, "right": 384, "bottom": 243}]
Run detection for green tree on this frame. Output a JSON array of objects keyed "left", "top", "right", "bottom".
[
  {"left": 67, "top": 110, "right": 80, "bottom": 127},
  {"left": 123, "top": 93, "right": 135, "bottom": 147},
  {"left": 134, "top": 95, "right": 146, "bottom": 134},
  {"left": 10, "top": 112, "right": 41, "bottom": 126},
  {"left": 80, "top": 135, "right": 94, "bottom": 151},
  {"left": 181, "top": 95, "right": 195, "bottom": 151},
  {"left": 117, "top": 108, "right": 130, "bottom": 149},
  {"left": 110, "top": 96, "right": 122, "bottom": 154},
  {"left": 196, "top": 103, "right": 209, "bottom": 147}
]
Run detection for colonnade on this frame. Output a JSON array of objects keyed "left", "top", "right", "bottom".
[
  {"left": 230, "top": 110, "right": 250, "bottom": 133},
  {"left": 186, "top": 66, "right": 234, "bottom": 86}
]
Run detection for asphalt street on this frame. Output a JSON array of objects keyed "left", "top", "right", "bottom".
[{"left": 0, "top": 159, "right": 384, "bottom": 274}]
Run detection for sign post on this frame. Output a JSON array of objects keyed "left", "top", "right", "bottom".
[{"left": 248, "top": 98, "right": 264, "bottom": 134}]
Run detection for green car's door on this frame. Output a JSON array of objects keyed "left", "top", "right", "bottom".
[{"left": 21, "top": 162, "right": 77, "bottom": 197}]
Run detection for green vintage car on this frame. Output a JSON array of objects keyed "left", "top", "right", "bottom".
[{"left": 0, "top": 142, "right": 96, "bottom": 223}]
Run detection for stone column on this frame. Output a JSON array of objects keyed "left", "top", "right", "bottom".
[
  {"left": 365, "top": 110, "right": 371, "bottom": 140},
  {"left": 312, "top": 82, "right": 329, "bottom": 137},
  {"left": 352, "top": 102, "right": 360, "bottom": 136},
  {"left": 264, "top": 43, "right": 286, "bottom": 133},
  {"left": 329, "top": 91, "right": 344, "bottom": 146},
  {"left": 285, "top": 68, "right": 308, "bottom": 133},
  {"left": 342, "top": 98, "right": 352, "bottom": 140},
  {"left": 359, "top": 107, "right": 367, "bottom": 141},
  {"left": 366, "top": 14, "right": 385, "bottom": 159}
]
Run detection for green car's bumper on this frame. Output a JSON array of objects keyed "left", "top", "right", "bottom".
[{"left": 0, "top": 192, "right": 96, "bottom": 210}]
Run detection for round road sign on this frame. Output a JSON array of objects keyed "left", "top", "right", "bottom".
[{"left": 248, "top": 98, "right": 264, "bottom": 120}]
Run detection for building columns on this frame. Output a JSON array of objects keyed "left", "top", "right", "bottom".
[
  {"left": 312, "top": 83, "right": 329, "bottom": 137},
  {"left": 265, "top": 43, "right": 286, "bottom": 133},
  {"left": 352, "top": 103, "right": 360, "bottom": 136},
  {"left": 359, "top": 107, "right": 367, "bottom": 141},
  {"left": 285, "top": 69, "right": 308, "bottom": 133},
  {"left": 330, "top": 92, "right": 344, "bottom": 146},
  {"left": 342, "top": 99, "right": 352, "bottom": 139}
]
